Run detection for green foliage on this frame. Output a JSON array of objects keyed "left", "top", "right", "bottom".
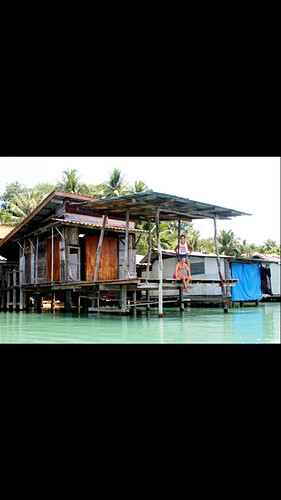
[
  {"left": 56, "top": 169, "right": 84, "bottom": 194},
  {"left": 1, "top": 182, "right": 25, "bottom": 210},
  {"left": 33, "top": 183, "right": 55, "bottom": 200},
  {"left": 1, "top": 170, "right": 279, "bottom": 259},
  {"left": 218, "top": 229, "right": 242, "bottom": 257},
  {"left": 6, "top": 187, "right": 43, "bottom": 224},
  {"left": 104, "top": 168, "right": 130, "bottom": 198}
]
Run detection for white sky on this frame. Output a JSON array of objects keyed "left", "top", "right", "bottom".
[{"left": 0, "top": 157, "right": 280, "bottom": 246}]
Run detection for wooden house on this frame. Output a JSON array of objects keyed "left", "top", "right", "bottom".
[{"left": 0, "top": 190, "right": 250, "bottom": 315}]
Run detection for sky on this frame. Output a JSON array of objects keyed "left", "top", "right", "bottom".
[{"left": 0, "top": 157, "right": 280, "bottom": 246}]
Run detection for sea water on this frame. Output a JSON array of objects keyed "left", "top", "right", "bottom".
[{"left": 0, "top": 303, "right": 280, "bottom": 344}]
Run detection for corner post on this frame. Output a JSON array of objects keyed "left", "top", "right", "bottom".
[
  {"left": 123, "top": 209, "right": 130, "bottom": 279},
  {"left": 51, "top": 225, "right": 54, "bottom": 283},
  {"left": 156, "top": 207, "right": 163, "bottom": 317},
  {"left": 213, "top": 217, "right": 228, "bottom": 313},
  {"left": 94, "top": 213, "right": 107, "bottom": 282}
]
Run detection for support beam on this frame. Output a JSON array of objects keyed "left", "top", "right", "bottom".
[
  {"left": 179, "top": 286, "right": 184, "bottom": 312},
  {"left": 34, "top": 293, "right": 42, "bottom": 313},
  {"left": 13, "top": 269, "right": 17, "bottom": 310},
  {"left": 178, "top": 219, "right": 181, "bottom": 258},
  {"left": 94, "top": 213, "right": 107, "bottom": 282},
  {"left": 214, "top": 217, "right": 228, "bottom": 313},
  {"left": 156, "top": 207, "right": 163, "bottom": 317},
  {"left": 65, "top": 290, "right": 72, "bottom": 313},
  {"left": 35, "top": 235, "right": 39, "bottom": 284},
  {"left": 122, "top": 210, "right": 130, "bottom": 279},
  {"left": 51, "top": 225, "right": 54, "bottom": 283},
  {"left": 121, "top": 285, "right": 129, "bottom": 315},
  {"left": 146, "top": 290, "right": 150, "bottom": 311},
  {"left": 146, "top": 219, "right": 151, "bottom": 282}
]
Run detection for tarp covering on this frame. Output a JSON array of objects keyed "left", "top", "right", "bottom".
[{"left": 231, "top": 263, "right": 263, "bottom": 301}]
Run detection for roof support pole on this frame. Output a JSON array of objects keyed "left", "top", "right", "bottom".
[
  {"left": 51, "top": 225, "right": 54, "bottom": 283},
  {"left": 146, "top": 219, "right": 151, "bottom": 282},
  {"left": 94, "top": 213, "right": 107, "bottom": 282},
  {"left": 122, "top": 210, "right": 130, "bottom": 280},
  {"left": 35, "top": 235, "right": 39, "bottom": 285},
  {"left": 214, "top": 217, "right": 228, "bottom": 313},
  {"left": 178, "top": 218, "right": 181, "bottom": 258},
  {"left": 156, "top": 207, "right": 163, "bottom": 317}
]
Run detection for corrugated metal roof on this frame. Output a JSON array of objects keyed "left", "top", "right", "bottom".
[
  {"left": 77, "top": 190, "right": 251, "bottom": 222},
  {"left": 63, "top": 219, "right": 148, "bottom": 233},
  {"left": 0, "top": 226, "right": 13, "bottom": 239}
]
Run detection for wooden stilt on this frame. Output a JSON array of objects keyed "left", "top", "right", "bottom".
[
  {"left": 36, "top": 235, "right": 39, "bottom": 284},
  {"left": 51, "top": 225, "right": 54, "bottom": 283},
  {"left": 178, "top": 219, "right": 181, "bottom": 259},
  {"left": 146, "top": 290, "right": 150, "bottom": 311},
  {"left": 180, "top": 286, "right": 184, "bottom": 311},
  {"left": 146, "top": 219, "right": 151, "bottom": 282},
  {"left": 51, "top": 292, "right": 56, "bottom": 312},
  {"left": 214, "top": 217, "right": 228, "bottom": 313},
  {"left": 13, "top": 269, "right": 17, "bottom": 310},
  {"left": 156, "top": 208, "right": 163, "bottom": 317},
  {"left": 65, "top": 290, "right": 72, "bottom": 313},
  {"left": 7, "top": 272, "right": 11, "bottom": 310},
  {"left": 123, "top": 210, "right": 130, "bottom": 279},
  {"left": 34, "top": 293, "right": 42, "bottom": 312},
  {"left": 94, "top": 213, "right": 107, "bottom": 282},
  {"left": 121, "top": 285, "right": 129, "bottom": 315},
  {"left": 132, "top": 291, "right": 137, "bottom": 308}
]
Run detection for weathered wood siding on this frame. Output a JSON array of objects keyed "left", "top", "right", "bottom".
[
  {"left": 85, "top": 235, "right": 118, "bottom": 281},
  {"left": 37, "top": 241, "right": 47, "bottom": 283},
  {"left": 46, "top": 235, "right": 61, "bottom": 282}
]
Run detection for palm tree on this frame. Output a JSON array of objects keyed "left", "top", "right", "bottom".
[
  {"left": 218, "top": 230, "right": 241, "bottom": 256},
  {"left": 56, "top": 169, "right": 83, "bottom": 194},
  {"left": 133, "top": 181, "right": 149, "bottom": 193},
  {"left": 104, "top": 169, "right": 128, "bottom": 198},
  {"left": 7, "top": 188, "right": 43, "bottom": 223}
]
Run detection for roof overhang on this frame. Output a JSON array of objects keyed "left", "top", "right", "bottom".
[{"left": 73, "top": 191, "right": 251, "bottom": 222}]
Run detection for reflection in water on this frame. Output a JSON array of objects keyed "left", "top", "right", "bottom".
[{"left": 0, "top": 303, "right": 280, "bottom": 344}]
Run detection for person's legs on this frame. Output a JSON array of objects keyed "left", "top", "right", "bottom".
[{"left": 182, "top": 276, "right": 191, "bottom": 293}]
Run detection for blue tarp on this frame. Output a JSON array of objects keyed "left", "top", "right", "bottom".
[{"left": 231, "top": 263, "right": 263, "bottom": 301}]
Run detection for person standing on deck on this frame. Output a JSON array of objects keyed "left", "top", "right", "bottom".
[
  {"left": 175, "top": 235, "right": 194, "bottom": 275},
  {"left": 173, "top": 258, "right": 191, "bottom": 294}
]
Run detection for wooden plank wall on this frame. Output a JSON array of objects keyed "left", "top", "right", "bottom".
[
  {"left": 85, "top": 235, "right": 118, "bottom": 281},
  {"left": 47, "top": 235, "right": 61, "bottom": 282}
]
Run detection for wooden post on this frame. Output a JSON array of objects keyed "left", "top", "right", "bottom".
[
  {"left": 146, "top": 219, "right": 151, "bottom": 282},
  {"left": 156, "top": 207, "right": 163, "bottom": 317},
  {"left": 121, "top": 285, "right": 128, "bottom": 315},
  {"left": 13, "top": 269, "right": 17, "bottom": 310},
  {"left": 51, "top": 225, "right": 54, "bottom": 283},
  {"left": 65, "top": 290, "right": 72, "bottom": 313},
  {"left": 123, "top": 210, "right": 130, "bottom": 279},
  {"left": 94, "top": 213, "right": 107, "bottom": 282},
  {"left": 34, "top": 293, "right": 42, "bottom": 312},
  {"left": 1, "top": 275, "right": 4, "bottom": 309},
  {"left": 19, "top": 244, "right": 23, "bottom": 310},
  {"left": 214, "top": 217, "right": 228, "bottom": 313},
  {"left": 78, "top": 295, "right": 81, "bottom": 313},
  {"left": 51, "top": 292, "right": 56, "bottom": 312},
  {"left": 178, "top": 219, "right": 181, "bottom": 259},
  {"left": 132, "top": 291, "right": 137, "bottom": 308},
  {"left": 36, "top": 235, "right": 39, "bottom": 284},
  {"left": 7, "top": 272, "right": 11, "bottom": 310},
  {"left": 179, "top": 285, "right": 184, "bottom": 312}
]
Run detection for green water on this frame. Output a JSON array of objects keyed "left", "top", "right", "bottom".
[{"left": 0, "top": 303, "right": 280, "bottom": 344}]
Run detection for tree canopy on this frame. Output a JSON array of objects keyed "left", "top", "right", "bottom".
[{"left": 0, "top": 168, "right": 279, "bottom": 257}]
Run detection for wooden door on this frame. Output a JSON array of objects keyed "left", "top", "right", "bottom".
[
  {"left": 47, "top": 235, "right": 61, "bottom": 282},
  {"left": 85, "top": 235, "right": 118, "bottom": 281}
]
